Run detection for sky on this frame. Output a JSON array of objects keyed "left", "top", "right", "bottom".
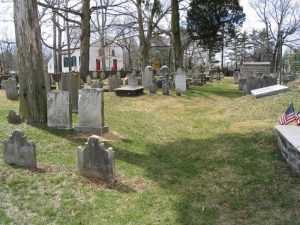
[{"left": 0, "top": 0, "right": 265, "bottom": 41}]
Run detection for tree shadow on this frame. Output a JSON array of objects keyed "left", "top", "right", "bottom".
[{"left": 113, "top": 131, "right": 300, "bottom": 224}]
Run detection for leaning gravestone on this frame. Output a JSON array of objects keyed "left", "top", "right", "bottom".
[
  {"left": 59, "top": 72, "right": 79, "bottom": 112},
  {"left": 175, "top": 68, "right": 187, "bottom": 92},
  {"left": 108, "top": 74, "right": 120, "bottom": 92},
  {"left": 75, "top": 89, "right": 108, "bottom": 133},
  {"left": 91, "top": 81, "right": 103, "bottom": 88},
  {"left": 3, "top": 129, "right": 37, "bottom": 169},
  {"left": 150, "top": 79, "right": 157, "bottom": 94},
  {"left": 7, "top": 110, "right": 21, "bottom": 124},
  {"left": 5, "top": 79, "right": 18, "bottom": 100},
  {"left": 47, "top": 91, "right": 72, "bottom": 129},
  {"left": 77, "top": 135, "right": 115, "bottom": 180},
  {"left": 142, "top": 66, "right": 153, "bottom": 89}
]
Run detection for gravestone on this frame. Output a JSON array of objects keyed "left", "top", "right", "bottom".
[
  {"left": 7, "top": 110, "right": 21, "bottom": 124},
  {"left": 128, "top": 70, "right": 138, "bottom": 87},
  {"left": 142, "top": 66, "right": 153, "bottom": 89},
  {"left": 243, "top": 77, "right": 262, "bottom": 94},
  {"left": 92, "top": 71, "right": 97, "bottom": 79},
  {"left": 1, "top": 80, "right": 6, "bottom": 90},
  {"left": 150, "top": 79, "right": 157, "bottom": 94},
  {"left": 176, "top": 88, "right": 182, "bottom": 96},
  {"left": 238, "top": 78, "right": 246, "bottom": 91},
  {"left": 77, "top": 135, "right": 115, "bottom": 180},
  {"left": 251, "top": 84, "right": 289, "bottom": 98},
  {"left": 3, "top": 129, "right": 37, "bottom": 169},
  {"left": 86, "top": 75, "right": 92, "bottom": 85},
  {"left": 108, "top": 74, "right": 120, "bottom": 92},
  {"left": 100, "top": 71, "right": 105, "bottom": 80},
  {"left": 75, "top": 89, "right": 108, "bottom": 133},
  {"left": 174, "top": 68, "right": 187, "bottom": 92},
  {"left": 59, "top": 72, "right": 79, "bottom": 112},
  {"left": 91, "top": 81, "right": 103, "bottom": 89},
  {"left": 47, "top": 91, "right": 72, "bottom": 129},
  {"left": 5, "top": 79, "right": 18, "bottom": 100},
  {"left": 162, "top": 84, "right": 169, "bottom": 95}
]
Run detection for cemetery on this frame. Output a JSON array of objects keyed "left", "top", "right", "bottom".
[{"left": 2, "top": 0, "right": 300, "bottom": 224}]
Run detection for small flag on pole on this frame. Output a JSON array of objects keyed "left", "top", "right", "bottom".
[
  {"left": 296, "top": 109, "right": 300, "bottom": 126},
  {"left": 279, "top": 103, "right": 296, "bottom": 125}
]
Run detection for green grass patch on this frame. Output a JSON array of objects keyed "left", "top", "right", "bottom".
[{"left": 1, "top": 78, "right": 300, "bottom": 224}]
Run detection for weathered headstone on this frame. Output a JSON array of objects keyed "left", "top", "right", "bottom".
[
  {"left": 91, "top": 81, "right": 103, "bottom": 89},
  {"left": 174, "top": 68, "right": 187, "bottom": 92},
  {"left": 176, "top": 88, "right": 182, "bottom": 96},
  {"left": 108, "top": 74, "right": 120, "bottom": 92},
  {"left": 251, "top": 84, "right": 289, "bottom": 98},
  {"left": 92, "top": 71, "right": 98, "bottom": 79},
  {"left": 162, "top": 84, "right": 169, "bottom": 95},
  {"left": 1, "top": 80, "right": 6, "bottom": 90},
  {"left": 142, "top": 66, "right": 153, "bottom": 89},
  {"left": 7, "top": 110, "right": 21, "bottom": 124},
  {"left": 47, "top": 91, "right": 72, "bottom": 129},
  {"left": 3, "top": 129, "right": 37, "bottom": 169},
  {"left": 5, "top": 79, "right": 18, "bottom": 100},
  {"left": 128, "top": 70, "right": 138, "bottom": 87},
  {"left": 59, "top": 72, "right": 79, "bottom": 112},
  {"left": 100, "top": 71, "right": 106, "bottom": 80},
  {"left": 86, "top": 75, "right": 92, "bottom": 85},
  {"left": 150, "top": 79, "right": 157, "bottom": 94},
  {"left": 77, "top": 135, "right": 115, "bottom": 180},
  {"left": 75, "top": 89, "right": 108, "bottom": 133}
]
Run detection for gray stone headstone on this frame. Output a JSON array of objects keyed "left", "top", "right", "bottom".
[
  {"left": 174, "top": 68, "right": 187, "bottom": 92},
  {"left": 75, "top": 89, "right": 108, "bottom": 134},
  {"left": 176, "top": 88, "right": 182, "bottom": 96},
  {"left": 7, "top": 110, "right": 21, "bottom": 124},
  {"left": 92, "top": 71, "right": 97, "bottom": 79},
  {"left": 59, "top": 72, "right": 79, "bottom": 112},
  {"left": 100, "top": 71, "right": 106, "bottom": 80},
  {"left": 160, "top": 65, "right": 169, "bottom": 78},
  {"left": 108, "top": 75, "right": 120, "bottom": 92},
  {"left": 47, "top": 91, "right": 72, "bottom": 129},
  {"left": 238, "top": 78, "right": 246, "bottom": 91},
  {"left": 142, "top": 66, "right": 153, "bottom": 89},
  {"left": 91, "top": 81, "right": 103, "bottom": 89},
  {"left": 1, "top": 80, "right": 6, "bottom": 90},
  {"left": 77, "top": 135, "right": 115, "bottom": 180},
  {"left": 86, "top": 75, "right": 92, "bottom": 85},
  {"left": 3, "top": 129, "right": 37, "bottom": 169},
  {"left": 162, "top": 84, "right": 169, "bottom": 95},
  {"left": 5, "top": 79, "right": 18, "bottom": 100},
  {"left": 150, "top": 79, "right": 157, "bottom": 94}
]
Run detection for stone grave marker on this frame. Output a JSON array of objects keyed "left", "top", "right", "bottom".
[
  {"left": 150, "top": 79, "right": 157, "bottom": 94},
  {"left": 59, "top": 72, "right": 79, "bottom": 112},
  {"left": 175, "top": 68, "right": 187, "bottom": 92},
  {"left": 75, "top": 89, "right": 108, "bottom": 133},
  {"left": 251, "top": 84, "right": 289, "bottom": 98},
  {"left": 1, "top": 80, "right": 6, "bottom": 90},
  {"left": 162, "top": 84, "right": 169, "bottom": 95},
  {"left": 142, "top": 66, "right": 153, "bottom": 89},
  {"left": 47, "top": 91, "right": 72, "bottom": 129},
  {"left": 3, "top": 129, "right": 37, "bottom": 168},
  {"left": 77, "top": 135, "right": 115, "bottom": 180},
  {"left": 5, "top": 79, "right": 18, "bottom": 100},
  {"left": 91, "top": 81, "right": 103, "bottom": 88},
  {"left": 7, "top": 110, "right": 21, "bottom": 124},
  {"left": 92, "top": 71, "right": 98, "bottom": 79},
  {"left": 86, "top": 75, "right": 92, "bottom": 85},
  {"left": 108, "top": 74, "right": 120, "bottom": 92}
]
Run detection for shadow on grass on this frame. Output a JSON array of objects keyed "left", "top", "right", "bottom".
[
  {"left": 113, "top": 131, "right": 300, "bottom": 224},
  {"left": 185, "top": 85, "right": 244, "bottom": 100}
]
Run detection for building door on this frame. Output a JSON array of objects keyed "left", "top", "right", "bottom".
[
  {"left": 113, "top": 59, "right": 117, "bottom": 71},
  {"left": 96, "top": 59, "right": 101, "bottom": 71}
]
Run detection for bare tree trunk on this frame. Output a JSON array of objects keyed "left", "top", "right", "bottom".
[
  {"left": 79, "top": 0, "right": 90, "bottom": 81},
  {"left": 171, "top": 0, "right": 182, "bottom": 70},
  {"left": 52, "top": 10, "right": 58, "bottom": 73},
  {"left": 13, "top": 0, "right": 47, "bottom": 123}
]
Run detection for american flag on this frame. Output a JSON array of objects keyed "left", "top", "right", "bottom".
[
  {"left": 279, "top": 103, "right": 296, "bottom": 125},
  {"left": 296, "top": 109, "right": 300, "bottom": 126}
]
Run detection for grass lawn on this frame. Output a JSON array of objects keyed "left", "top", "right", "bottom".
[{"left": 1, "top": 77, "right": 300, "bottom": 224}]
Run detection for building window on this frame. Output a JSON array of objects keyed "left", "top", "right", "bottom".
[
  {"left": 63, "top": 56, "right": 77, "bottom": 67},
  {"left": 111, "top": 49, "right": 115, "bottom": 57}
]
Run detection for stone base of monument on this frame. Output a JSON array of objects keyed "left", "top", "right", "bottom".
[
  {"left": 75, "top": 125, "right": 108, "bottom": 134},
  {"left": 275, "top": 125, "right": 300, "bottom": 175},
  {"left": 251, "top": 84, "right": 289, "bottom": 98},
  {"left": 115, "top": 86, "right": 144, "bottom": 96}
]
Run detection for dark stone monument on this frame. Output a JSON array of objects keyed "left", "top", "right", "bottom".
[
  {"left": 3, "top": 129, "right": 37, "bottom": 169},
  {"left": 7, "top": 110, "right": 21, "bottom": 124},
  {"left": 5, "top": 79, "right": 18, "bottom": 100},
  {"left": 77, "top": 135, "right": 115, "bottom": 180}
]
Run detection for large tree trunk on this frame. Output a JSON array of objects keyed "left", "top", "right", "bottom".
[
  {"left": 13, "top": 0, "right": 47, "bottom": 123},
  {"left": 171, "top": 0, "right": 182, "bottom": 70},
  {"left": 79, "top": 0, "right": 91, "bottom": 81}
]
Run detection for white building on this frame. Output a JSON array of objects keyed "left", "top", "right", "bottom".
[{"left": 48, "top": 27, "right": 124, "bottom": 73}]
